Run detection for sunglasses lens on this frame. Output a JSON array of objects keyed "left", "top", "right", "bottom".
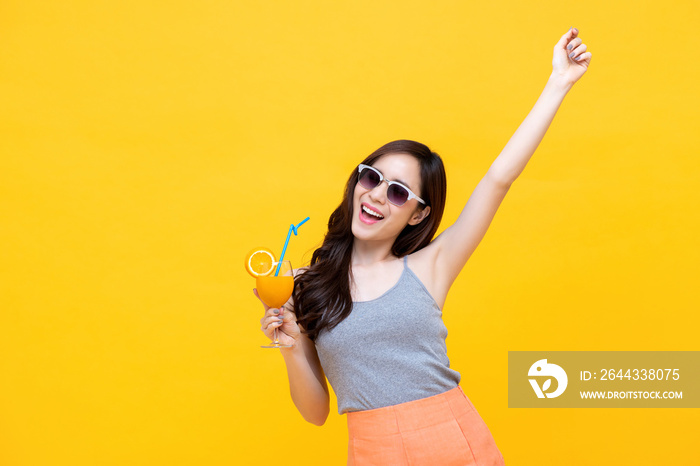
[
  {"left": 359, "top": 167, "right": 381, "bottom": 189},
  {"left": 387, "top": 184, "right": 409, "bottom": 206}
]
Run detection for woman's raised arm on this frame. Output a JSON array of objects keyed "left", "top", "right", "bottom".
[{"left": 429, "top": 27, "right": 591, "bottom": 288}]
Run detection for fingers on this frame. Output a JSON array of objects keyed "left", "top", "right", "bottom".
[
  {"left": 567, "top": 37, "right": 581, "bottom": 51},
  {"left": 259, "top": 307, "right": 281, "bottom": 325},
  {"left": 557, "top": 28, "right": 589, "bottom": 62},
  {"left": 259, "top": 306, "right": 300, "bottom": 342},
  {"left": 260, "top": 307, "right": 283, "bottom": 338},
  {"left": 260, "top": 313, "right": 285, "bottom": 332},
  {"left": 567, "top": 38, "right": 588, "bottom": 61},
  {"left": 277, "top": 306, "right": 298, "bottom": 325},
  {"left": 556, "top": 27, "right": 580, "bottom": 51},
  {"left": 259, "top": 306, "right": 297, "bottom": 323},
  {"left": 569, "top": 44, "right": 588, "bottom": 61},
  {"left": 556, "top": 27, "right": 576, "bottom": 48},
  {"left": 571, "top": 51, "right": 591, "bottom": 63}
]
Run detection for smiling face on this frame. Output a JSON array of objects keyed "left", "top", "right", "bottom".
[{"left": 351, "top": 152, "right": 431, "bottom": 243}]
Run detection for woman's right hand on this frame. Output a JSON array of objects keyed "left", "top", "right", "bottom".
[{"left": 255, "top": 288, "right": 301, "bottom": 348}]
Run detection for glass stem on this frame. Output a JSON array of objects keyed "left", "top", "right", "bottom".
[{"left": 273, "top": 327, "right": 280, "bottom": 345}]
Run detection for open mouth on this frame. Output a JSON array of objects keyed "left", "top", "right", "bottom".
[{"left": 359, "top": 204, "right": 384, "bottom": 224}]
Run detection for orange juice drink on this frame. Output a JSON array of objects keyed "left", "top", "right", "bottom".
[{"left": 256, "top": 275, "right": 294, "bottom": 308}]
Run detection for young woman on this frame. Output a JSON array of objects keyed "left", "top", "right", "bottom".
[{"left": 256, "top": 27, "right": 591, "bottom": 465}]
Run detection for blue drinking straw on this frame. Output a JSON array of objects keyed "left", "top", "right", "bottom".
[{"left": 274, "top": 216, "right": 310, "bottom": 276}]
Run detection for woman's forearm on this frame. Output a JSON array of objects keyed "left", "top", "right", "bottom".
[
  {"left": 489, "top": 74, "right": 573, "bottom": 185},
  {"left": 280, "top": 336, "right": 330, "bottom": 426}
]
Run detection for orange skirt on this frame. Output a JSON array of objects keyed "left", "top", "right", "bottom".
[{"left": 346, "top": 386, "right": 505, "bottom": 465}]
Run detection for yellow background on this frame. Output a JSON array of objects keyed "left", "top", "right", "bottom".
[{"left": 1, "top": 1, "right": 698, "bottom": 465}]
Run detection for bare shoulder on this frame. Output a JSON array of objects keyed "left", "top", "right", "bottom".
[{"left": 293, "top": 266, "right": 310, "bottom": 276}]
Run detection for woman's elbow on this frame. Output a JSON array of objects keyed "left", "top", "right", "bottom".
[
  {"left": 307, "top": 416, "right": 327, "bottom": 426},
  {"left": 304, "top": 405, "right": 330, "bottom": 426}
]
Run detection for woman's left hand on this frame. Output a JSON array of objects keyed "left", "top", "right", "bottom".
[{"left": 551, "top": 27, "right": 592, "bottom": 87}]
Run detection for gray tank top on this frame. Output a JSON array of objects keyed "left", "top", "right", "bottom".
[{"left": 315, "top": 255, "right": 461, "bottom": 414}]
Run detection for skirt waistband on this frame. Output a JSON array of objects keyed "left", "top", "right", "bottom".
[{"left": 346, "top": 386, "right": 472, "bottom": 435}]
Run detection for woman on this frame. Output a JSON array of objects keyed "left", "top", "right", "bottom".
[{"left": 256, "top": 27, "right": 591, "bottom": 465}]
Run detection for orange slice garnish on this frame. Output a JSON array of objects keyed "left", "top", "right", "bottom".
[{"left": 244, "top": 247, "right": 276, "bottom": 277}]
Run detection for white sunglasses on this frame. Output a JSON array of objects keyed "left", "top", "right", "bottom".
[{"left": 357, "top": 164, "right": 426, "bottom": 206}]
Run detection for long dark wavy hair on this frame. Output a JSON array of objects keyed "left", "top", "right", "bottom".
[{"left": 293, "top": 139, "right": 447, "bottom": 342}]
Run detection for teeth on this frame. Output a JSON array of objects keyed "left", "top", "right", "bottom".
[{"left": 362, "top": 205, "right": 384, "bottom": 218}]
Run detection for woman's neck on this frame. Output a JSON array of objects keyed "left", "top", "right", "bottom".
[{"left": 350, "top": 238, "right": 398, "bottom": 267}]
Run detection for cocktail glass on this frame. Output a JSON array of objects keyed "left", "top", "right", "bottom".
[{"left": 257, "top": 260, "right": 295, "bottom": 349}]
